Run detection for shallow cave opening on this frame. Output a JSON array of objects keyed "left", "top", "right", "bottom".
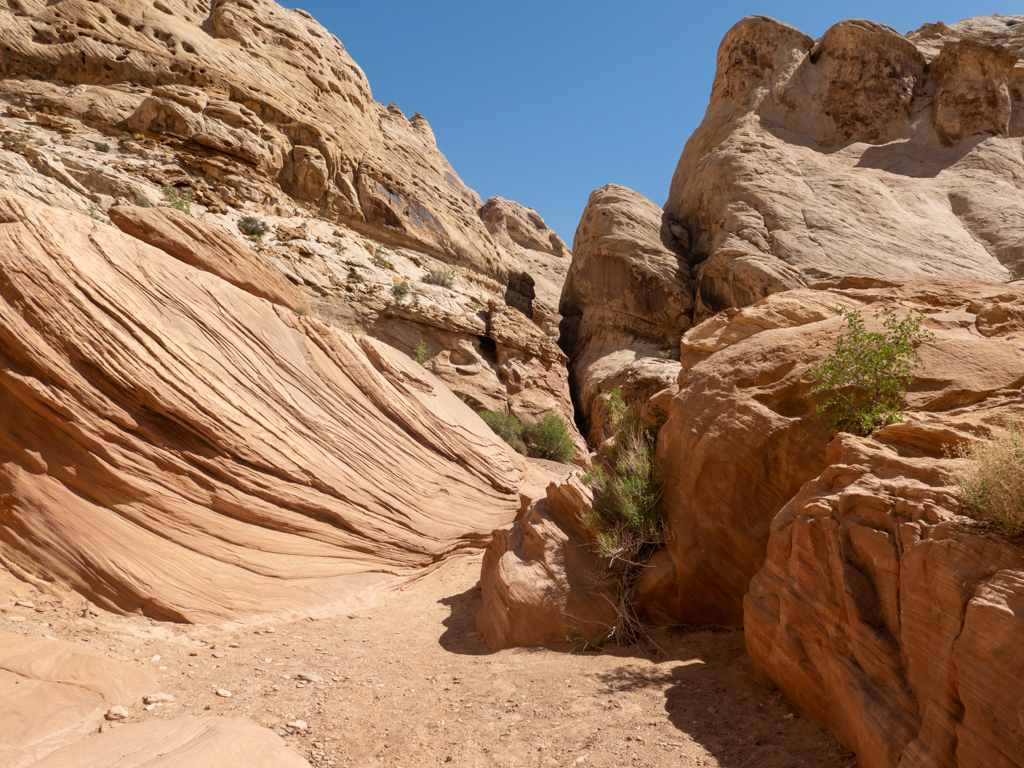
[{"left": 476, "top": 334, "right": 497, "bottom": 363}]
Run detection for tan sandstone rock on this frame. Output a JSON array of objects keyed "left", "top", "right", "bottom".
[
  {"left": 655, "top": 276, "right": 1024, "bottom": 625},
  {"left": 665, "top": 14, "right": 1024, "bottom": 320},
  {"left": 1, "top": 631, "right": 156, "bottom": 767},
  {"left": 26, "top": 717, "right": 310, "bottom": 767},
  {"left": 0, "top": 192, "right": 522, "bottom": 623},
  {"left": 559, "top": 184, "right": 692, "bottom": 443},
  {"left": 746, "top": 424, "right": 1024, "bottom": 768}
]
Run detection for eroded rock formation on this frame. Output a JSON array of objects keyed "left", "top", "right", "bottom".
[
  {"left": 665, "top": 14, "right": 1024, "bottom": 320},
  {"left": 0, "top": 193, "right": 523, "bottom": 623}
]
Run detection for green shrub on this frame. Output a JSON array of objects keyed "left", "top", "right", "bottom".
[
  {"left": 347, "top": 272, "right": 365, "bottom": 284},
  {"left": 163, "top": 185, "right": 192, "bottom": 215},
  {"left": 334, "top": 239, "right": 347, "bottom": 254},
  {"left": 238, "top": 215, "right": 268, "bottom": 238},
  {"left": 391, "top": 279, "right": 409, "bottom": 300},
  {"left": 94, "top": 141, "right": 110, "bottom": 153},
  {"left": 804, "top": 307, "right": 934, "bottom": 436},
  {"left": 1, "top": 128, "right": 31, "bottom": 145},
  {"left": 134, "top": 196, "right": 151, "bottom": 208},
  {"left": 294, "top": 305, "right": 309, "bottom": 316},
  {"left": 412, "top": 339, "right": 430, "bottom": 365},
  {"left": 479, "top": 410, "right": 527, "bottom": 455},
  {"left": 527, "top": 411, "right": 577, "bottom": 463},
  {"left": 580, "top": 387, "right": 666, "bottom": 643},
  {"left": 955, "top": 423, "right": 1024, "bottom": 537},
  {"left": 422, "top": 266, "right": 457, "bottom": 288},
  {"left": 372, "top": 245, "right": 394, "bottom": 270}
]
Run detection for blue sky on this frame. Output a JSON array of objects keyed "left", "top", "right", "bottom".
[{"left": 300, "top": 2, "right": 1009, "bottom": 244}]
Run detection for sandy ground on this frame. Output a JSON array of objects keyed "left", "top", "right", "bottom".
[{"left": 2, "top": 556, "right": 855, "bottom": 768}]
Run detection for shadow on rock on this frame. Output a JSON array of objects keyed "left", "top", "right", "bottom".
[{"left": 437, "top": 583, "right": 496, "bottom": 656}]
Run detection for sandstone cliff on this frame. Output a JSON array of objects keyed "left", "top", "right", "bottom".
[{"left": 664, "top": 14, "right": 1024, "bottom": 320}]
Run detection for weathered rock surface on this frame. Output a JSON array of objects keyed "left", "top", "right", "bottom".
[
  {"left": 746, "top": 421, "right": 1024, "bottom": 768},
  {"left": 559, "top": 185, "right": 692, "bottom": 443},
  {"left": 656, "top": 276, "right": 1024, "bottom": 625},
  {"left": 0, "top": 192, "right": 522, "bottom": 623},
  {"left": 1, "top": 630, "right": 156, "bottom": 767},
  {"left": 26, "top": 717, "right": 311, "bottom": 767},
  {"left": 665, "top": 14, "right": 1024, "bottom": 320},
  {"left": 478, "top": 472, "right": 615, "bottom": 649},
  {"left": 108, "top": 203, "right": 302, "bottom": 309}
]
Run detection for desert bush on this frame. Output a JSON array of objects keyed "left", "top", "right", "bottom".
[
  {"left": 238, "top": 215, "right": 268, "bottom": 238},
  {"left": 134, "top": 196, "right": 151, "bottom": 208},
  {"left": 293, "top": 305, "right": 309, "bottom": 316},
  {"left": 391, "top": 279, "right": 410, "bottom": 300},
  {"left": 955, "top": 423, "right": 1024, "bottom": 537},
  {"left": 479, "top": 410, "right": 527, "bottom": 455},
  {"left": 527, "top": 411, "right": 577, "bottom": 463},
  {"left": 163, "top": 186, "right": 192, "bottom": 215},
  {"left": 412, "top": 339, "right": 430, "bottom": 364},
  {"left": 347, "top": 272, "right": 365, "bottom": 284},
  {"left": 422, "top": 266, "right": 457, "bottom": 288},
  {"left": 580, "top": 387, "right": 666, "bottom": 643},
  {"left": 804, "top": 307, "right": 934, "bottom": 436},
  {"left": 372, "top": 245, "right": 394, "bottom": 270},
  {"left": 94, "top": 141, "right": 110, "bottom": 153}
]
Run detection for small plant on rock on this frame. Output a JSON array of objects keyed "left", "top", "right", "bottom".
[
  {"left": 422, "top": 266, "right": 457, "bottom": 288},
  {"left": 372, "top": 245, "right": 394, "bottom": 270},
  {"left": 238, "top": 215, "right": 269, "bottom": 238},
  {"left": 391, "top": 279, "right": 410, "bottom": 300},
  {"left": 347, "top": 272, "right": 365, "bottom": 284},
  {"left": 334, "top": 239, "right": 347, "bottom": 254},
  {"left": 955, "top": 422, "right": 1024, "bottom": 537},
  {"left": 162, "top": 185, "right": 192, "bottom": 215},
  {"left": 479, "top": 410, "right": 528, "bottom": 455},
  {"left": 412, "top": 339, "right": 431, "bottom": 365},
  {"left": 134, "top": 196, "right": 151, "bottom": 208},
  {"left": 527, "top": 411, "right": 577, "bottom": 463},
  {"left": 803, "top": 307, "right": 934, "bottom": 436},
  {"left": 94, "top": 141, "right": 110, "bottom": 153},
  {"left": 294, "top": 305, "right": 309, "bottom": 316},
  {"left": 580, "top": 387, "right": 666, "bottom": 643}
]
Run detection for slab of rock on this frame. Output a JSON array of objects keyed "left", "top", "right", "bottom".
[
  {"left": 656, "top": 276, "right": 1024, "bottom": 625},
  {"left": 478, "top": 473, "right": 615, "bottom": 649},
  {"left": 0, "top": 631, "right": 155, "bottom": 768},
  {"left": 746, "top": 427, "right": 1024, "bottom": 768},
  {"left": 559, "top": 185, "right": 692, "bottom": 443},
  {"left": 25, "top": 717, "right": 310, "bottom": 767},
  {"left": 0, "top": 192, "right": 522, "bottom": 623},
  {"left": 109, "top": 205, "right": 302, "bottom": 310},
  {"left": 665, "top": 15, "right": 1024, "bottom": 320}
]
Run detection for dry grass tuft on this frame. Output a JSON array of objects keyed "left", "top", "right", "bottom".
[{"left": 955, "top": 422, "right": 1024, "bottom": 537}]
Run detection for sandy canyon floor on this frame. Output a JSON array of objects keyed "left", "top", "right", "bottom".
[{"left": 3, "top": 556, "right": 854, "bottom": 768}]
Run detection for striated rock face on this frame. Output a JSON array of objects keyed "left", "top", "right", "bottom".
[
  {"left": 477, "top": 472, "right": 616, "bottom": 649},
  {"left": 656, "top": 276, "right": 1024, "bottom": 626},
  {"left": 0, "top": 193, "right": 523, "bottom": 623},
  {"left": 1, "top": 630, "right": 156, "bottom": 767},
  {"left": 559, "top": 185, "right": 693, "bottom": 443},
  {"left": 665, "top": 14, "right": 1024, "bottom": 320},
  {"left": 746, "top": 425, "right": 1024, "bottom": 768}
]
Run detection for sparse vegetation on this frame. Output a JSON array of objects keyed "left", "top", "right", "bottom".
[
  {"left": 422, "top": 266, "right": 457, "bottom": 288},
  {"left": 1009, "top": 268, "right": 1019, "bottom": 282},
  {"left": 803, "top": 307, "right": 934, "bottom": 436},
  {"left": 657, "top": 349, "right": 674, "bottom": 360},
  {"left": 479, "top": 410, "right": 576, "bottom": 464},
  {"left": 347, "top": 272, "right": 365, "bottom": 284},
  {"left": 372, "top": 245, "right": 394, "bottom": 270},
  {"left": 955, "top": 422, "right": 1024, "bottom": 537},
  {"left": 1, "top": 128, "right": 31, "bottom": 145},
  {"left": 163, "top": 185, "right": 192, "bottom": 215},
  {"left": 334, "top": 239, "right": 348, "bottom": 254},
  {"left": 391, "top": 279, "right": 410, "bottom": 300},
  {"left": 94, "top": 141, "right": 110, "bottom": 153},
  {"left": 580, "top": 387, "right": 667, "bottom": 643},
  {"left": 412, "top": 339, "right": 431, "bottom": 365},
  {"left": 294, "top": 305, "right": 309, "bottom": 316},
  {"left": 238, "top": 215, "right": 269, "bottom": 238},
  {"left": 134, "top": 196, "right": 151, "bottom": 208}
]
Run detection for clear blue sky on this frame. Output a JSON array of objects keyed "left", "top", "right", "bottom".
[{"left": 300, "top": 1, "right": 1009, "bottom": 245}]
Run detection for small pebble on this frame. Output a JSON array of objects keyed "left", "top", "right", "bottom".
[
  {"left": 287, "top": 720, "right": 308, "bottom": 731},
  {"left": 105, "top": 706, "right": 128, "bottom": 721},
  {"left": 707, "top": 706, "right": 717, "bottom": 715},
  {"left": 144, "top": 693, "right": 176, "bottom": 705},
  {"left": 216, "top": 689, "right": 232, "bottom": 698}
]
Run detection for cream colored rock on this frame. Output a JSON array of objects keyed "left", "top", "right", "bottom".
[
  {"left": 560, "top": 185, "right": 692, "bottom": 442},
  {"left": 477, "top": 473, "right": 615, "bottom": 649},
  {"left": 656, "top": 276, "right": 1024, "bottom": 625},
  {"left": 666, "top": 15, "right": 1024, "bottom": 319},
  {"left": 0, "top": 193, "right": 521, "bottom": 623},
  {"left": 26, "top": 717, "right": 310, "bottom": 767},
  {"left": 0, "top": 631, "right": 155, "bottom": 768},
  {"left": 746, "top": 426, "right": 1024, "bottom": 768}
]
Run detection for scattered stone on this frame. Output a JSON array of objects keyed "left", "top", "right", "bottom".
[
  {"left": 297, "top": 672, "right": 323, "bottom": 683},
  {"left": 150, "top": 655, "right": 161, "bottom": 662},
  {"left": 7, "top": 616, "right": 25, "bottom": 623},
  {"left": 216, "top": 689, "right": 232, "bottom": 698},
  {"left": 14, "top": 600, "right": 35, "bottom": 608},
  {"left": 287, "top": 720, "right": 308, "bottom": 731},
  {"left": 105, "top": 706, "right": 128, "bottom": 721},
  {"left": 747, "top": 735, "right": 760, "bottom": 745},
  {"left": 144, "top": 693, "right": 176, "bottom": 705},
  {"left": 707, "top": 706, "right": 717, "bottom": 715},
  {"left": 213, "top": 651, "right": 226, "bottom": 658}
]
